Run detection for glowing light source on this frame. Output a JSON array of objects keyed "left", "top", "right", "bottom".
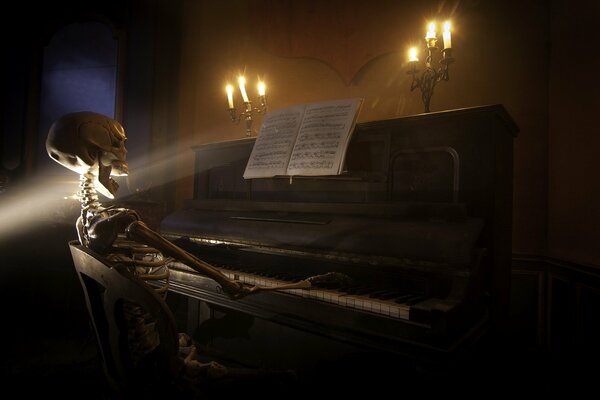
[
  {"left": 257, "top": 81, "right": 266, "bottom": 97},
  {"left": 0, "top": 178, "right": 79, "bottom": 240},
  {"left": 226, "top": 76, "right": 268, "bottom": 137},
  {"left": 0, "top": 128, "right": 216, "bottom": 242},
  {"left": 408, "top": 47, "right": 419, "bottom": 62},
  {"left": 238, "top": 76, "right": 249, "bottom": 103},
  {"left": 406, "top": 18, "right": 456, "bottom": 113},
  {"left": 226, "top": 84, "right": 234, "bottom": 109},
  {"left": 443, "top": 21, "right": 452, "bottom": 49},
  {"left": 425, "top": 22, "right": 436, "bottom": 40}
]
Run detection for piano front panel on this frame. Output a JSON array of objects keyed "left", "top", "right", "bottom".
[{"left": 391, "top": 147, "right": 459, "bottom": 203}]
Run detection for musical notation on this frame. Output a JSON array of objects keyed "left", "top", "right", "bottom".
[{"left": 243, "top": 98, "right": 363, "bottom": 179}]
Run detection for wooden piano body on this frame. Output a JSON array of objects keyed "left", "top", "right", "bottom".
[{"left": 160, "top": 105, "right": 518, "bottom": 375}]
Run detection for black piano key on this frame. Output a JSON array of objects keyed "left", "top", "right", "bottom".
[
  {"left": 343, "top": 286, "right": 356, "bottom": 294},
  {"left": 330, "top": 284, "right": 348, "bottom": 294},
  {"left": 344, "top": 286, "right": 367, "bottom": 295},
  {"left": 378, "top": 291, "right": 407, "bottom": 300},
  {"left": 238, "top": 266, "right": 260, "bottom": 273},
  {"left": 368, "top": 289, "right": 400, "bottom": 299},
  {"left": 394, "top": 294, "right": 416, "bottom": 303},
  {"left": 354, "top": 287, "right": 377, "bottom": 295},
  {"left": 315, "top": 282, "right": 341, "bottom": 289},
  {"left": 309, "top": 277, "right": 343, "bottom": 287},
  {"left": 405, "top": 296, "right": 427, "bottom": 306}
]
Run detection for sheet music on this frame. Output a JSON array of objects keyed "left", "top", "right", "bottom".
[
  {"left": 243, "top": 105, "right": 306, "bottom": 179},
  {"left": 286, "top": 98, "right": 362, "bottom": 176}
]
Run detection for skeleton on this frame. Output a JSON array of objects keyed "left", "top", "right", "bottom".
[{"left": 46, "top": 111, "right": 348, "bottom": 382}]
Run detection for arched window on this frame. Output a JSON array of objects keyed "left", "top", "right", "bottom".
[{"left": 36, "top": 21, "right": 120, "bottom": 175}]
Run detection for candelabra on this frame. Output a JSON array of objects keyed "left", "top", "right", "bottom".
[
  {"left": 407, "top": 21, "right": 455, "bottom": 113},
  {"left": 226, "top": 77, "right": 267, "bottom": 137}
]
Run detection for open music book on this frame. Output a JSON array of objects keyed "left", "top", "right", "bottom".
[{"left": 243, "top": 98, "right": 363, "bottom": 179}]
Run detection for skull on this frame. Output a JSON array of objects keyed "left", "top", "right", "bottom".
[{"left": 46, "top": 111, "right": 128, "bottom": 199}]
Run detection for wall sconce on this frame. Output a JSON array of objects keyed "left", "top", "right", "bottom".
[
  {"left": 407, "top": 21, "right": 455, "bottom": 113},
  {"left": 225, "top": 76, "right": 267, "bottom": 137}
]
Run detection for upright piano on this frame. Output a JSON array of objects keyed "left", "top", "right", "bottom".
[{"left": 160, "top": 105, "right": 518, "bottom": 376}]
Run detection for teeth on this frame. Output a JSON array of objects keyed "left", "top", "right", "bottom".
[
  {"left": 112, "top": 160, "right": 126, "bottom": 167},
  {"left": 111, "top": 161, "right": 128, "bottom": 173}
]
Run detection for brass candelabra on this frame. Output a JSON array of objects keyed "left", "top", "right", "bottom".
[
  {"left": 226, "top": 77, "right": 267, "bottom": 137},
  {"left": 407, "top": 21, "right": 455, "bottom": 113}
]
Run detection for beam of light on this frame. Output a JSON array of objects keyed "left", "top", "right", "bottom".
[
  {"left": 124, "top": 133, "right": 210, "bottom": 194},
  {"left": 0, "top": 155, "right": 179, "bottom": 243},
  {"left": 0, "top": 137, "right": 195, "bottom": 242},
  {"left": 0, "top": 130, "right": 235, "bottom": 242},
  {"left": 0, "top": 175, "right": 80, "bottom": 240},
  {"left": 126, "top": 150, "right": 190, "bottom": 193}
]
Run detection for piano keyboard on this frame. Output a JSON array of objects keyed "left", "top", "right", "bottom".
[{"left": 167, "top": 261, "right": 432, "bottom": 321}]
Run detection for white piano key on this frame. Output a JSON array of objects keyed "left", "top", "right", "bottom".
[{"left": 181, "top": 265, "right": 412, "bottom": 321}]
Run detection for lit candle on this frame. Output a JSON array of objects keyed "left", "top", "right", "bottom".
[
  {"left": 425, "top": 22, "right": 436, "bottom": 40},
  {"left": 257, "top": 81, "right": 266, "bottom": 97},
  {"left": 443, "top": 21, "right": 452, "bottom": 49},
  {"left": 226, "top": 84, "right": 234, "bottom": 109},
  {"left": 238, "top": 76, "right": 249, "bottom": 103},
  {"left": 408, "top": 47, "right": 419, "bottom": 62}
]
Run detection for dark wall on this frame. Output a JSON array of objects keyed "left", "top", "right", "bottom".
[{"left": 548, "top": 0, "right": 600, "bottom": 267}]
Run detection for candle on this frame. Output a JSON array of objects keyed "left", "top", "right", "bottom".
[
  {"left": 226, "top": 84, "right": 234, "bottom": 109},
  {"left": 443, "top": 21, "right": 452, "bottom": 49},
  {"left": 257, "top": 81, "right": 266, "bottom": 97},
  {"left": 425, "top": 22, "right": 436, "bottom": 40},
  {"left": 238, "top": 76, "right": 249, "bottom": 103},
  {"left": 408, "top": 47, "right": 419, "bottom": 62}
]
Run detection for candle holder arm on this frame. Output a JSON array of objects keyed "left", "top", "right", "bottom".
[{"left": 227, "top": 97, "right": 268, "bottom": 137}]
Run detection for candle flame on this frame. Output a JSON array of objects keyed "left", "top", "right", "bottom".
[
  {"left": 444, "top": 21, "right": 451, "bottom": 33},
  {"left": 238, "top": 76, "right": 249, "bottom": 103},
  {"left": 226, "top": 84, "right": 234, "bottom": 109},
  {"left": 408, "top": 47, "right": 418, "bottom": 62},
  {"left": 258, "top": 81, "right": 266, "bottom": 96},
  {"left": 425, "top": 21, "right": 436, "bottom": 40}
]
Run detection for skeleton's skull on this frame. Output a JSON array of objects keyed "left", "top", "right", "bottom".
[{"left": 46, "top": 111, "right": 128, "bottom": 199}]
